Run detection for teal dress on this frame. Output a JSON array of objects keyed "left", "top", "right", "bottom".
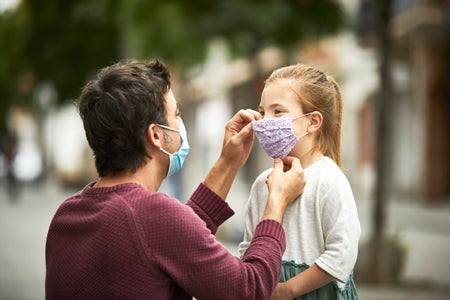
[{"left": 280, "top": 261, "right": 358, "bottom": 300}]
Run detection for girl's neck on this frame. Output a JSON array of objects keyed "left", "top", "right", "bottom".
[{"left": 299, "top": 148, "right": 324, "bottom": 169}]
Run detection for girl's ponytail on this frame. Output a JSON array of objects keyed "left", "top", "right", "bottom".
[{"left": 328, "top": 77, "right": 343, "bottom": 169}]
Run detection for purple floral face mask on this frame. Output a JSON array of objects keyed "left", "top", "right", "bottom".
[{"left": 252, "top": 113, "right": 311, "bottom": 159}]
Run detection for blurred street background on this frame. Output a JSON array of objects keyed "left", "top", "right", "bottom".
[{"left": 1, "top": 0, "right": 449, "bottom": 299}]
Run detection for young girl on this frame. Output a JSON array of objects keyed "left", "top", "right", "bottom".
[{"left": 239, "top": 64, "right": 361, "bottom": 299}]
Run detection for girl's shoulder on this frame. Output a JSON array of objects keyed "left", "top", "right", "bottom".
[
  {"left": 248, "top": 168, "right": 273, "bottom": 196},
  {"left": 253, "top": 168, "right": 273, "bottom": 184},
  {"left": 306, "top": 157, "right": 351, "bottom": 187}
]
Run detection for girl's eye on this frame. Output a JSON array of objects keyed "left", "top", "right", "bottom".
[
  {"left": 274, "top": 109, "right": 283, "bottom": 114},
  {"left": 258, "top": 111, "right": 265, "bottom": 116}
]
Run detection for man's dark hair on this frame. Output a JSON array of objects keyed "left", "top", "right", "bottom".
[{"left": 78, "top": 60, "right": 171, "bottom": 177}]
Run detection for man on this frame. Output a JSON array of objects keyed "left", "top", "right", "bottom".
[{"left": 45, "top": 60, "right": 306, "bottom": 299}]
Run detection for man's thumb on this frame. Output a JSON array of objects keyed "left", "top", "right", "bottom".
[{"left": 272, "top": 158, "right": 283, "bottom": 170}]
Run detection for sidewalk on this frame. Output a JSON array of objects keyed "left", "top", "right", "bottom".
[
  {"left": 356, "top": 284, "right": 450, "bottom": 300},
  {"left": 356, "top": 197, "right": 450, "bottom": 287}
]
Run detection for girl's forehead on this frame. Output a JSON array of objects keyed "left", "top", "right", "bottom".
[{"left": 261, "top": 83, "right": 300, "bottom": 105}]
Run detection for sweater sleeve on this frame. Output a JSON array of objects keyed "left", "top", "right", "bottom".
[
  {"left": 185, "top": 183, "right": 234, "bottom": 235},
  {"left": 314, "top": 172, "right": 361, "bottom": 283},
  {"left": 144, "top": 184, "right": 286, "bottom": 300}
]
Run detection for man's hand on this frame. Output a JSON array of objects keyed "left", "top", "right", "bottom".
[
  {"left": 262, "top": 157, "right": 306, "bottom": 224},
  {"left": 221, "top": 109, "right": 260, "bottom": 168},
  {"left": 203, "top": 109, "right": 260, "bottom": 200}
]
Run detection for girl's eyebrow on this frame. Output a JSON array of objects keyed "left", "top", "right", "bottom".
[{"left": 259, "top": 102, "right": 285, "bottom": 110}]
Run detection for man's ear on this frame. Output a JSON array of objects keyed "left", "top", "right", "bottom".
[
  {"left": 308, "top": 111, "right": 323, "bottom": 133},
  {"left": 147, "top": 124, "right": 163, "bottom": 149}
]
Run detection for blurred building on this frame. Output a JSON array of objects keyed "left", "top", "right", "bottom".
[{"left": 356, "top": 0, "right": 450, "bottom": 203}]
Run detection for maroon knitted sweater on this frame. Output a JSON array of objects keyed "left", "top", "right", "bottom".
[{"left": 45, "top": 182, "right": 286, "bottom": 299}]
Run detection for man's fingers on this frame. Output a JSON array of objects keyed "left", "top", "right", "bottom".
[
  {"left": 234, "top": 109, "right": 260, "bottom": 124},
  {"left": 282, "top": 156, "right": 295, "bottom": 166},
  {"left": 272, "top": 158, "right": 283, "bottom": 171},
  {"left": 282, "top": 156, "right": 303, "bottom": 172},
  {"left": 245, "top": 109, "right": 261, "bottom": 120},
  {"left": 227, "top": 109, "right": 259, "bottom": 135},
  {"left": 231, "top": 122, "right": 253, "bottom": 142}
]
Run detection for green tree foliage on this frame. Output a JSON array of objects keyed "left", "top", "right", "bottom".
[
  {"left": 0, "top": 0, "right": 120, "bottom": 132},
  {"left": 23, "top": 0, "right": 120, "bottom": 100},
  {"left": 0, "top": 0, "right": 345, "bottom": 133},
  {"left": 126, "top": 0, "right": 346, "bottom": 67}
]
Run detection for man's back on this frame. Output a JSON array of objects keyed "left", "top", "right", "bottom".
[{"left": 45, "top": 182, "right": 190, "bottom": 299}]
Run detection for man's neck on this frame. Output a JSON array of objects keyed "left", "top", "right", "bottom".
[{"left": 94, "top": 165, "right": 163, "bottom": 192}]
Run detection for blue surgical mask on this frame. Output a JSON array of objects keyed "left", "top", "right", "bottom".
[{"left": 158, "top": 117, "right": 190, "bottom": 177}]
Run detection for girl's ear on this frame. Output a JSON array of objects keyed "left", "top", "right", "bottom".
[
  {"left": 147, "top": 124, "right": 163, "bottom": 149},
  {"left": 308, "top": 111, "right": 323, "bottom": 133}
]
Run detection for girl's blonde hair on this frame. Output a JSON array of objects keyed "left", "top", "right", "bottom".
[{"left": 265, "top": 64, "right": 343, "bottom": 169}]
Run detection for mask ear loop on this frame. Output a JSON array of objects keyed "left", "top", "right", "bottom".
[
  {"left": 292, "top": 112, "right": 313, "bottom": 120},
  {"left": 297, "top": 131, "right": 309, "bottom": 139},
  {"left": 160, "top": 147, "right": 172, "bottom": 156},
  {"left": 157, "top": 124, "right": 180, "bottom": 133},
  {"left": 157, "top": 123, "right": 181, "bottom": 155},
  {"left": 292, "top": 112, "right": 314, "bottom": 137}
]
